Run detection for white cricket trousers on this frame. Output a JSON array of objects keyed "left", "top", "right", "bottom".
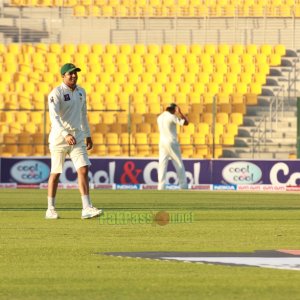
[{"left": 158, "top": 141, "right": 188, "bottom": 190}]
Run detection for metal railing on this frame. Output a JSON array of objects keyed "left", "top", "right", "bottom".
[
  {"left": 0, "top": 4, "right": 300, "bottom": 47},
  {"left": 251, "top": 54, "right": 300, "bottom": 157}
]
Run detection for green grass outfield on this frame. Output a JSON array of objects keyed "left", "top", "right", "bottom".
[{"left": 1, "top": 189, "right": 300, "bottom": 300}]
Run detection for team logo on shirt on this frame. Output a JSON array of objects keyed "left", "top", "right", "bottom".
[
  {"left": 64, "top": 94, "right": 71, "bottom": 101},
  {"left": 50, "top": 97, "right": 54, "bottom": 103}
]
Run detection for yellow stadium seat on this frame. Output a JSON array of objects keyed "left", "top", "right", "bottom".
[
  {"left": 230, "top": 112, "right": 243, "bottom": 125},
  {"left": 213, "top": 53, "right": 225, "bottom": 65},
  {"left": 35, "top": 43, "right": 48, "bottom": 53},
  {"left": 255, "top": 53, "right": 268, "bottom": 65},
  {"left": 235, "top": 82, "right": 248, "bottom": 94},
  {"left": 185, "top": 53, "right": 198, "bottom": 65},
  {"left": 218, "top": 43, "right": 230, "bottom": 55},
  {"left": 118, "top": 64, "right": 130, "bottom": 74},
  {"left": 192, "top": 82, "right": 205, "bottom": 95},
  {"left": 129, "top": 53, "right": 142, "bottom": 65},
  {"left": 140, "top": 72, "right": 153, "bottom": 84},
  {"left": 115, "top": 53, "right": 128, "bottom": 66},
  {"left": 178, "top": 83, "right": 191, "bottom": 94},
  {"left": 161, "top": 44, "right": 174, "bottom": 55},
  {"left": 245, "top": 93, "right": 258, "bottom": 105},
  {"left": 143, "top": 53, "right": 156, "bottom": 65},
  {"left": 103, "top": 92, "right": 119, "bottom": 109},
  {"left": 193, "top": 132, "right": 206, "bottom": 146},
  {"left": 260, "top": 44, "right": 273, "bottom": 56},
  {"left": 112, "top": 72, "right": 126, "bottom": 85},
  {"left": 106, "top": 133, "right": 121, "bottom": 155},
  {"left": 216, "top": 112, "right": 229, "bottom": 125},
  {"left": 109, "top": 123, "right": 126, "bottom": 134},
  {"left": 243, "top": 63, "right": 256, "bottom": 75},
  {"left": 274, "top": 44, "right": 286, "bottom": 56},
  {"left": 102, "top": 53, "right": 114, "bottom": 65},
  {"left": 115, "top": 112, "right": 129, "bottom": 125},
  {"left": 202, "top": 112, "right": 213, "bottom": 125},
  {"left": 90, "top": 44, "right": 103, "bottom": 55},
  {"left": 256, "top": 63, "right": 270, "bottom": 75},
  {"left": 160, "top": 63, "right": 172, "bottom": 74},
  {"left": 73, "top": 5, "right": 86, "bottom": 16},
  {"left": 7, "top": 43, "right": 20, "bottom": 54},
  {"left": 131, "top": 92, "right": 145, "bottom": 105},
  {"left": 182, "top": 72, "right": 196, "bottom": 84},
  {"left": 119, "top": 44, "right": 131, "bottom": 55},
  {"left": 164, "top": 82, "right": 177, "bottom": 94},
  {"left": 169, "top": 73, "right": 182, "bottom": 84},
  {"left": 211, "top": 73, "right": 224, "bottom": 85},
  {"left": 173, "top": 63, "right": 185, "bottom": 76},
  {"left": 133, "top": 44, "right": 146, "bottom": 55},
  {"left": 253, "top": 73, "right": 266, "bottom": 85},
  {"left": 147, "top": 44, "right": 160, "bottom": 55},
  {"left": 145, "top": 63, "right": 158, "bottom": 75},
  {"left": 188, "top": 92, "right": 202, "bottom": 106},
  {"left": 148, "top": 103, "right": 161, "bottom": 114},
  {"left": 174, "top": 93, "right": 188, "bottom": 105},
  {"left": 24, "top": 122, "right": 38, "bottom": 134},
  {"left": 101, "top": 112, "right": 116, "bottom": 125},
  {"left": 15, "top": 111, "right": 29, "bottom": 125},
  {"left": 207, "top": 82, "right": 219, "bottom": 95},
  {"left": 171, "top": 53, "right": 184, "bottom": 65},
  {"left": 130, "top": 113, "right": 143, "bottom": 125},
  {"left": 204, "top": 44, "right": 216, "bottom": 55},
  {"left": 249, "top": 82, "right": 262, "bottom": 95},
  {"left": 157, "top": 53, "right": 170, "bottom": 65},
  {"left": 269, "top": 53, "right": 282, "bottom": 66},
  {"left": 231, "top": 44, "right": 244, "bottom": 55},
  {"left": 49, "top": 43, "right": 62, "bottom": 54},
  {"left": 137, "top": 123, "right": 152, "bottom": 133},
  {"left": 216, "top": 92, "right": 230, "bottom": 106},
  {"left": 88, "top": 111, "right": 102, "bottom": 125},
  {"left": 239, "top": 72, "right": 252, "bottom": 85},
  {"left": 149, "top": 83, "right": 163, "bottom": 95},
  {"left": 104, "top": 44, "right": 118, "bottom": 56},
  {"left": 136, "top": 82, "right": 149, "bottom": 94},
  {"left": 182, "top": 123, "right": 195, "bottom": 134},
  {"left": 87, "top": 52, "right": 101, "bottom": 65},
  {"left": 155, "top": 72, "right": 168, "bottom": 84},
  {"left": 122, "top": 82, "right": 135, "bottom": 95},
  {"left": 227, "top": 53, "right": 240, "bottom": 65},
  {"left": 99, "top": 73, "right": 111, "bottom": 84}
]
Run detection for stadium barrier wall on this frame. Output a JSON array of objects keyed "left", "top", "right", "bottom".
[{"left": 0, "top": 157, "right": 299, "bottom": 187}]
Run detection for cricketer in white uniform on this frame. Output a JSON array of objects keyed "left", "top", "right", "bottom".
[
  {"left": 45, "top": 63, "right": 102, "bottom": 220},
  {"left": 157, "top": 103, "right": 189, "bottom": 190}
]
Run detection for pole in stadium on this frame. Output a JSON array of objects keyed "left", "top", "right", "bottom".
[
  {"left": 212, "top": 95, "right": 217, "bottom": 159},
  {"left": 297, "top": 97, "right": 300, "bottom": 158},
  {"left": 128, "top": 94, "right": 132, "bottom": 157}
]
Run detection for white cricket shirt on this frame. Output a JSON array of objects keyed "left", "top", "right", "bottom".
[
  {"left": 157, "top": 111, "right": 185, "bottom": 144},
  {"left": 48, "top": 82, "right": 91, "bottom": 145}
]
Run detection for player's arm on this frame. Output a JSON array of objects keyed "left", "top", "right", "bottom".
[
  {"left": 48, "top": 91, "right": 70, "bottom": 139},
  {"left": 176, "top": 106, "right": 189, "bottom": 126},
  {"left": 80, "top": 89, "right": 93, "bottom": 150}
]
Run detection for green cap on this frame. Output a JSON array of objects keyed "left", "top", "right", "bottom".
[{"left": 60, "top": 63, "right": 81, "bottom": 75}]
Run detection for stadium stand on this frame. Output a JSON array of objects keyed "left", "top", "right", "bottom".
[{"left": 0, "top": 39, "right": 290, "bottom": 158}]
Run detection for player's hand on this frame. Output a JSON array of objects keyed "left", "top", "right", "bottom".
[
  {"left": 65, "top": 134, "right": 76, "bottom": 145},
  {"left": 86, "top": 137, "right": 93, "bottom": 150}
]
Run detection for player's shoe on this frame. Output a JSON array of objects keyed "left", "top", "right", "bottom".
[
  {"left": 81, "top": 207, "right": 103, "bottom": 219},
  {"left": 45, "top": 208, "right": 59, "bottom": 219}
]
